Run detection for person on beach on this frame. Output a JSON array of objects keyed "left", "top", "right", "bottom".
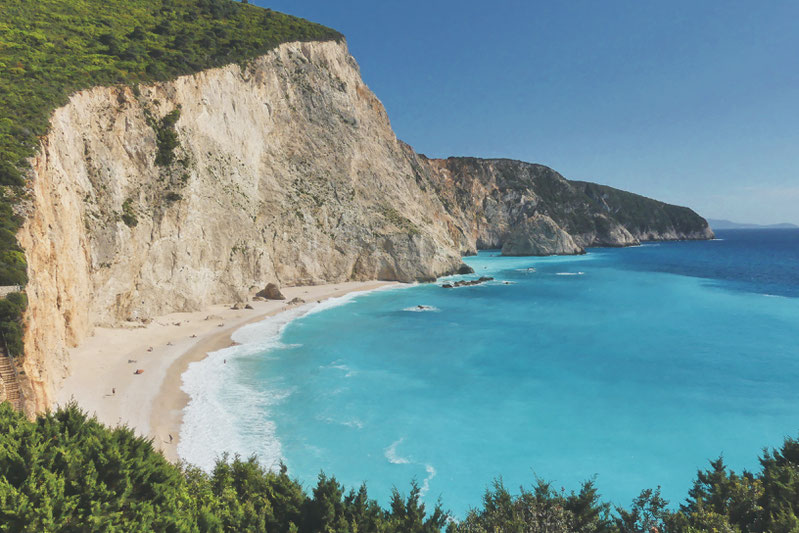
[
  {"left": 112, "top": 388, "right": 115, "bottom": 395},
  {"left": 169, "top": 434, "right": 173, "bottom": 443}
]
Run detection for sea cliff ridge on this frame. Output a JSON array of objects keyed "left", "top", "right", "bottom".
[{"left": 0, "top": 2, "right": 712, "bottom": 414}]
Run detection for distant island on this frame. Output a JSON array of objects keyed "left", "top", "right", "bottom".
[{"left": 708, "top": 219, "right": 799, "bottom": 230}]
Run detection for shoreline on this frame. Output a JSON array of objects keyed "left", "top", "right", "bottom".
[{"left": 56, "top": 281, "right": 398, "bottom": 463}]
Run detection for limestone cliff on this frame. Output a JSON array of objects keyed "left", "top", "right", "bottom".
[
  {"left": 424, "top": 157, "right": 712, "bottom": 255},
  {"left": 15, "top": 40, "right": 713, "bottom": 413},
  {"left": 16, "top": 40, "right": 470, "bottom": 412},
  {"left": 501, "top": 214, "right": 584, "bottom": 257}
]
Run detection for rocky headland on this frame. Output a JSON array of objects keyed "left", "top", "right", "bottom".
[{"left": 7, "top": 40, "right": 712, "bottom": 413}]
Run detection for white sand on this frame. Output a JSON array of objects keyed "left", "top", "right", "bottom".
[{"left": 55, "top": 281, "right": 397, "bottom": 461}]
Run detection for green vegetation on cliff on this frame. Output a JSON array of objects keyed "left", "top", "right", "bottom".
[
  {"left": 0, "top": 0, "right": 342, "bottom": 355},
  {"left": 0, "top": 0, "right": 342, "bottom": 183},
  {"left": 3, "top": 403, "right": 799, "bottom": 532},
  {"left": 573, "top": 181, "right": 710, "bottom": 238}
]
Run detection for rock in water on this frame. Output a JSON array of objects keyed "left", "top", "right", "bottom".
[
  {"left": 457, "top": 263, "right": 475, "bottom": 274},
  {"left": 255, "top": 283, "right": 285, "bottom": 300},
  {"left": 501, "top": 214, "right": 585, "bottom": 256}
]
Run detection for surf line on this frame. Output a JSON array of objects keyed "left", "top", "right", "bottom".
[{"left": 385, "top": 438, "right": 437, "bottom": 496}]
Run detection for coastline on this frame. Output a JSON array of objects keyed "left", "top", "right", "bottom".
[{"left": 55, "top": 281, "right": 398, "bottom": 463}]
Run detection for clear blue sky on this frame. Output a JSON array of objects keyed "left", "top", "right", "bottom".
[{"left": 255, "top": 1, "right": 799, "bottom": 225}]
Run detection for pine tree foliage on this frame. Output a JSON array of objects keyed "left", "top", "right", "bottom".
[{"left": 3, "top": 402, "right": 799, "bottom": 531}]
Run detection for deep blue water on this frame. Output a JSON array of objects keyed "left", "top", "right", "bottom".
[
  {"left": 620, "top": 229, "right": 799, "bottom": 298},
  {"left": 180, "top": 229, "right": 799, "bottom": 517}
]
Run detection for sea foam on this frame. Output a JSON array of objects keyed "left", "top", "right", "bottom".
[
  {"left": 384, "top": 439, "right": 437, "bottom": 496},
  {"left": 178, "top": 286, "right": 395, "bottom": 472},
  {"left": 177, "top": 342, "right": 290, "bottom": 471},
  {"left": 402, "top": 305, "right": 440, "bottom": 312},
  {"left": 385, "top": 438, "right": 412, "bottom": 465}
]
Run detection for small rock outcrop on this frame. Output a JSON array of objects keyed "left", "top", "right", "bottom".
[
  {"left": 255, "top": 283, "right": 285, "bottom": 301},
  {"left": 457, "top": 264, "right": 475, "bottom": 275},
  {"left": 501, "top": 214, "right": 584, "bottom": 256},
  {"left": 442, "top": 276, "right": 495, "bottom": 288}
]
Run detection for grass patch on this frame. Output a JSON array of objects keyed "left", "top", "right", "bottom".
[
  {"left": 121, "top": 198, "right": 138, "bottom": 227},
  {"left": 152, "top": 108, "right": 182, "bottom": 167},
  {"left": 381, "top": 206, "right": 421, "bottom": 236}
]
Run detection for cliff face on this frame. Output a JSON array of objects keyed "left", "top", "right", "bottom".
[
  {"left": 500, "top": 214, "right": 584, "bottom": 257},
  {"left": 15, "top": 40, "right": 713, "bottom": 413},
  {"left": 17, "top": 40, "right": 469, "bottom": 412},
  {"left": 573, "top": 181, "right": 716, "bottom": 241},
  {"left": 425, "top": 157, "right": 713, "bottom": 255}
]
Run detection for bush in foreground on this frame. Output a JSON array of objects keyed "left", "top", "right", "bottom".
[{"left": 2, "top": 403, "right": 799, "bottom": 532}]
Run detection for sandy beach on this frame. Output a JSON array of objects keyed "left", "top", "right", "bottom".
[{"left": 56, "top": 281, "right": 397, "bottom": 462}]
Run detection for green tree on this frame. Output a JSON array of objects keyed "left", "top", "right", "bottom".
[
  {"left": 385, "top": 481, "right": 448, "bottom": 533},
  {"left": 615, "top": 487, "right": 670, "bottom": 533}
]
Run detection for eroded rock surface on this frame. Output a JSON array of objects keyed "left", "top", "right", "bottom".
[{"left": 501, "top": 214, "right": 584, "bottom": 256}]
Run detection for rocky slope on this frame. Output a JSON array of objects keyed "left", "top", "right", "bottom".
[
  {"left": 425, "top": 157, "right": 713, "bottom": 255},
  {"left": 14, "top": 40, "right": 712, "bottom": 413}
]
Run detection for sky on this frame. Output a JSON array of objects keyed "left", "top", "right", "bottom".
[{"left": 255, "top": 1, "right": 799, "bottom": 225}]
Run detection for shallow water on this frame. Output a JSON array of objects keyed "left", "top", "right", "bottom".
[{"left": 179, "top": 229, "right": 799, "bottom": 516}]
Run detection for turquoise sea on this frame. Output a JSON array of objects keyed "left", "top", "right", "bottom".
[{"left": 179, "top": 229, "right": 799, "bottom": 517}]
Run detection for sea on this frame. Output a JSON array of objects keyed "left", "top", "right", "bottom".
[{"left": 178, "top": 229, "right": 799, "bottom": 517}]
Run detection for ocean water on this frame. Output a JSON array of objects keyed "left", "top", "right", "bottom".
[{"left": 179, "top": 229, "right": 799, "bottom": 517}]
